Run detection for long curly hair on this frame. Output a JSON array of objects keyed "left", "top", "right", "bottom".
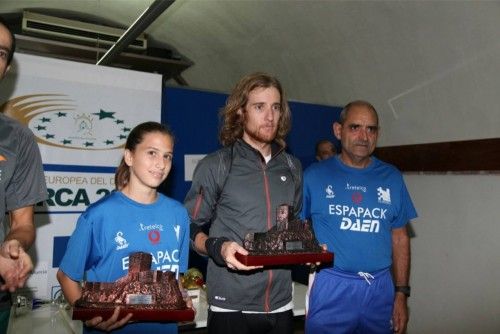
[{"left": 219, "top": 72, "right": 291, "bottom": 148}]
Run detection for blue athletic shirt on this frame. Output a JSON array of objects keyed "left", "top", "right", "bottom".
[
  {"left": 301, "top": 155, "right": 417, "bottom": 273},
  {"left": 59, "top": 191, "right": 189, "bottom": 334}
]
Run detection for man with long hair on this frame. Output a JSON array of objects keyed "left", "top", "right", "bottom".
[{"left": 185, "top": 72, "right": 302, "bottom": 334}]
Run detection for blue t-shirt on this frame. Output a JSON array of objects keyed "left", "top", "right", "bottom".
[
  {"left": 59, "top": 191, "right": 189, "bottom": 334},
  {"left": 301, "top": 156, "right": 417, "bottom": 273}
]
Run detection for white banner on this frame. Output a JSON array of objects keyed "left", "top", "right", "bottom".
[{"left": 1, "top": 53, "right": 162, "bottom": 299}]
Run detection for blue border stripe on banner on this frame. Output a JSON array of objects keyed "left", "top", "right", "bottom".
[{"left": 43, "top": 164, "right": 116, "bottom": 173}]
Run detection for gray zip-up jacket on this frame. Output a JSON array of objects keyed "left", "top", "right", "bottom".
[{"left": 184, "top": 139, "right": 302, "bottom": 312}]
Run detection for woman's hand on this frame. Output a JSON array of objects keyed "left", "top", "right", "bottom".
[{"left": 84, "top": 306, "right": 133, "bottom": 332}]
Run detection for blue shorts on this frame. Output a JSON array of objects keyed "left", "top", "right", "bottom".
[{"left": 305, "top": 267, "right": 394, "bottom": 334}]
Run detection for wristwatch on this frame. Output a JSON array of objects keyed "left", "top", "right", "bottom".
[{"left": 395, "top": 285, "right": 411, "bottom": 297}]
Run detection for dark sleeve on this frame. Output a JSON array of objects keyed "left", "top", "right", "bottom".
[
  {"left": 291, "top": 156, "right": 303, "bottom": 220},
  {"left": 183, "top": 153, "right": 221, "bottom": 241},
  {"left": 178, "top": 208, "right": 190, "bottom": 273},
  {"left": 6, "top": 126, "right": 48, "bottom": 211},
  {"left": 300, "top": 166, "right": 311, "bottom": 221}
]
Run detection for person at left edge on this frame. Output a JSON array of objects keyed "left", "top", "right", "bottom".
[
  {"left": 0, "top": 16, "right": 48, "bottom": 334},
  {"left": 57, "top": 122, "right": 191, "bottom": 334}
]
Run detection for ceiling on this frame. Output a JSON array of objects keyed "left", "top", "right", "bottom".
[{"left": 1, "top": 0, "right": 499, "bottom": 146}]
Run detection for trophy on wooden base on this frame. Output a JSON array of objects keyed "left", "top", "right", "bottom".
[
  {"left": 72, "top": 252, "right": 194, "bottom": 322},
  {"left": 235, "top": 204, "right": 334, "bottom": 266}
]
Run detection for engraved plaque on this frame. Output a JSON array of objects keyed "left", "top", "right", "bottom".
[
  {"left": 285, "top": 241, "right": 304, "bottom": 251},
  {"left": 126, "top": 294, "right": 153, "bottom": 305}
]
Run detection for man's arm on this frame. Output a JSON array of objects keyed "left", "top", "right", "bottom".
[
  {"left": 392, "top": 225, "right": 411, "bottom": 334},
  {"left": 193, "top": 228, "right": 260, "bottom": 271},
  {"left": 185, "top": 151, "right": 261, "bottom": 271},
  {"left": 289, "top": 155, "right": 303, "bottom": 220},
  {"left": 192, "top": 230, "right": 208, "bottom": 255},
  {"left": 5, "top": 205, "right": 36, "bottom": 249},
  {"left": 0, "top": 206, "right": 35, "bottom": 291}
]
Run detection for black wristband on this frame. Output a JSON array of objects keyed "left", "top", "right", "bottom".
[
  {"left": 395, "top": 285, "right": 411, "bottom": 297},
  {"left": 205, "top": 237, "right": 229, "bottom": 266}
]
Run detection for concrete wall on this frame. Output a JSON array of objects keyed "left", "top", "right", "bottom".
[{"left": 405, "top": 174, "right": 500, "bottom": 333}]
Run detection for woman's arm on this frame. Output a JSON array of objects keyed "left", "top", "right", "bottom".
[{"left": 56, "top": 269, "right": 82, "bottom": 306}]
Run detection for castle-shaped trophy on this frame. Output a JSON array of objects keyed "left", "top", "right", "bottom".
[
  {"left": 72, "top": 252, "right": 194, "bottom": 322},
  {"left": 235, "top": 204, "right": 334, "bottom": 266}
]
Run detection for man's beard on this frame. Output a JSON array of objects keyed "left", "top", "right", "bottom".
[{"left": 244, "top": 124, "right": 277, "bottom": 144}]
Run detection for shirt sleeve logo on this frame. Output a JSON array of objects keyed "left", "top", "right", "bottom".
[{"left": 377, "top": 187, "right": 391, "bottom": 205}]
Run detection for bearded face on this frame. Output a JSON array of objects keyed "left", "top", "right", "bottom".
[{"left": 241, "top": 86, "right": 281, "bottom": 149}]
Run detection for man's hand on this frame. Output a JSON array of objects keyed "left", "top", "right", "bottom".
[
  {"left": 183, "top": 293, "right": 195, "bottom": 313},
  {"left": 221, "top": 241, "right": 263, "bottom": 271},
  {"left": 0, "top": 240, "right": 33, "bottom": 292},
  {"left": 309, "top": 243, "right": 328, "bottom": 268},
  {"left": 178, "top": 280, "right": 196, "bottom": 315},
  {"left": 392, "top": 293, "right": 409, "bottom": 333}
]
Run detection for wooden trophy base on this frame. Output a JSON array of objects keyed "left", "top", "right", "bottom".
[
  {"left": 235, "top": 250, "right": 333, "bottom": 266},
  {"left": 72, "top": 306, "right": 195, "bottom": 322}
]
